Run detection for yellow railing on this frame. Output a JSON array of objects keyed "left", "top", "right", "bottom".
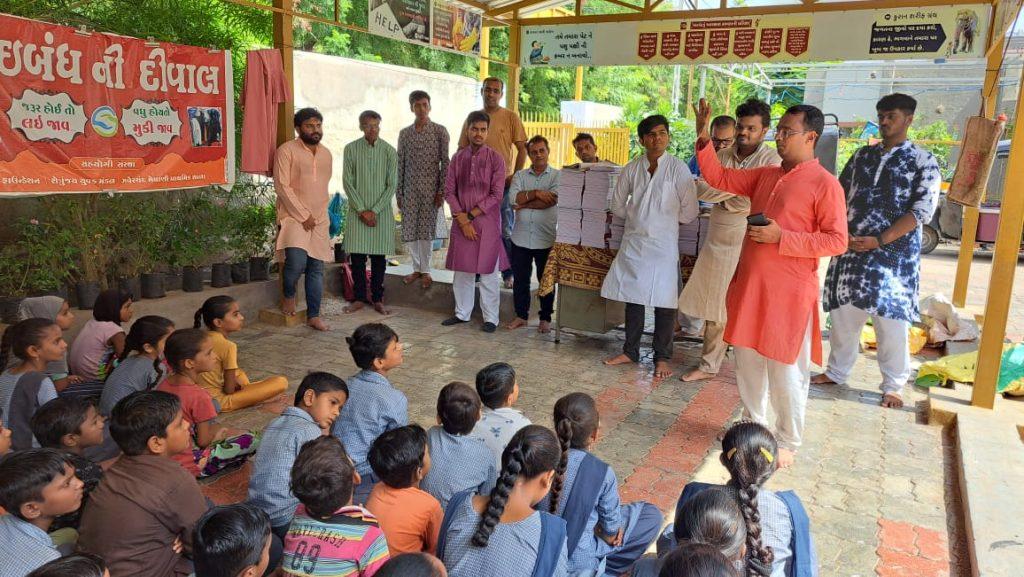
[{"left": 522, "top": 113, "right": 631, "bottom": 167}]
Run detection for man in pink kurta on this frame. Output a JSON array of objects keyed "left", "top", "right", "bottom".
[
  {"left": 274, "top": 107, "right": 333, "bottom": 331},
  {"left": 695, "top": 100, "right": 847, "bottom": 463},
  {"left": 441, "top": 111, "right": 509, "bottom": 333}
]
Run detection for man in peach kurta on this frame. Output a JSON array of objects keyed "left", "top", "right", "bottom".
[
  {"left": 274, "top": 107, "right": 333, "bottom": 331},
  {"left": 694, "top": 99, "right": 848, "bottom": 465}
]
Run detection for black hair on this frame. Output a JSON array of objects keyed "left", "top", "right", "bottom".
[
  {"left": 92, "top": 288, "right": 132, "bottom": 324},
  {"left": 291, "top": 436, "right": 354, "bottom": 518},
  {"left": 27, "top": 553, "right": 107, "bottom": 577},
  {"left": 473, "top": 425, "right": 561, "bottom": 547},
  {"left": 572, "top": 132, "right": 596, "bottom": 146},
  {"left": 784, "top": 104, "right": 825, "bottom": 143},
  {"left": 368, "top": 424, "right": 428, "bottom": 489},
  {"left": 877, "top": 93, "right": 917, "bottom": 115},
  {"left": 658, "top": 543, "right": 736, "bottom": 577},
  {"left": 711, "top": 115, "right": 737, "bottom": 130},
  {"left": 0, "top": 448, "right": 73, "bottom": 520},
  {"left": 119, "top": 315, "right": 175, "bottom": 386},
  {"left": 346, "top": 323, "right": 398, "bottom": 371},
  {"left": 294, "top": 371, "right": 349, "bottom": 407},
  {"left": 31, "top": 396, "right": 95, "bottom": 449},
  {"left": 638, "top": 114, "right": 670, "bottom": 139},
  {"left": 736, "top": 99, "right": 772, "bottom": 128},
  {"left": 466, "top": 110, "right": 491, "bottom": 128},
  {"left": 194, "top": 295, "right": 236, "bottom": 330},
  {"left": 482, "top": 76, "right": 504, "bottom": 89},
  {"left": 674, "top": 487, "right": 746, "bottom": 562},
  {"left": 0, "top": 317, "right": 59, "bottom": 369},
  {"left": 550, "top": 392, "right": 600, "bottom": 513},
  {"left": 163, "top": 328, "right": 209, "bottom": 372},
  {"left": 375, "top": 553, "right": 445, "bottom": 577},
  {"left": 437, "top": 381, "right": 482, "bottom": 435},
  {"left": 109, "top": 390, "right": 181, "bottom": 456},
  {"left": 359, "top": 110, "right": 382, "bottom": 124},
  {"left": 294, "top": 107, "right": 323, "bottom": 127},
  {"left": 409, "top": 90, "right": 431, "bottom": 105},
  {"left": 722, "top": 421, "right": 778, "bottom": 577},
  {"left": 193, "top": 503, "right": 271, "bottom": 577},
  {"left": 475, "top": 362, "right": 516, "bottom": 410},
  {"left": 527, "top": 135, "right": 550, "bottom": 150}
]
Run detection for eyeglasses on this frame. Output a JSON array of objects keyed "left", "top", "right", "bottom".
[
  {"left": 775, "top": 129, "right": 810, "bottom": 141},
  {"left": 712, "top": 138, "right": 735, "bottom": 146}
]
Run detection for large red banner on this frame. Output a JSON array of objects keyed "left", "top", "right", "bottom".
[{"left": 0, "top": 14, "right": 234, "bottom": 195}]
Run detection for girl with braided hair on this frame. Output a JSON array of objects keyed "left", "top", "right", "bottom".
[
  {"left": 99, "top": 316, "right": 175, "bottom": 416},
  {"left": 436, "top": 424, "right": 569, "bottom": 577},
  {"left": 658, "top": 543, "right": 736, "bottom": 577},
  {"left": 546, "top": 392, "right": 663, "bottom": 577},
  {"left": 661, "top": 422, "right": 817, "bottom": 577}
]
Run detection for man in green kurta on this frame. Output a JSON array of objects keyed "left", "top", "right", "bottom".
[{"left": 343, "top": 110, "right": 398, "bottom": 315}]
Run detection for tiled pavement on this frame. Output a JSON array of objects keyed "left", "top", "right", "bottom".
[{"left": 205, "top": 247, "right": 1024, "bottom": 576}]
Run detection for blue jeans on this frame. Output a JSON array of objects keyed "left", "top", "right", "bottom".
[{"left": 282, "top": 247, "right": 323, "bottom": 319}]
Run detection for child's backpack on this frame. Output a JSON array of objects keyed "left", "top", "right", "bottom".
[{"left": 437, "top": 489, "right": 567, "bottom": 577}]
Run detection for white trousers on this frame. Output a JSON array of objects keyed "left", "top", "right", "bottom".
[
  {"left": 825, "top": 303, "right": 910, "bottom": 395},
  {"left": 453, "top": 266, "right": 501, "bottom": 325},
  {"left": 734, "top": 320, "right": 812, "bottom": 451},
  {"left": 406, "top": 240, "right": 433, "bottom": 273}
]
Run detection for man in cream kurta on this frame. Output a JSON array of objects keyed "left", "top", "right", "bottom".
[
  {"left": 679, "top": 100, "right": 781, "bottom": 382},
  {"left": 602, "top": 115, "right": 698, "bottom": 379},
  {"left": 274, "top": 107, "right": 332, "bottom": 331}
]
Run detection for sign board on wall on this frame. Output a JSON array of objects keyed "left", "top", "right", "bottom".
[
  {"left": 369, "top": 0, "right": 482, "bottom": 55},
  {"left": 0, "top": 14, "right": 234, "bottom": 195},
  {"left": 522, "top": 4, "right": 990, "bottom": 67}
]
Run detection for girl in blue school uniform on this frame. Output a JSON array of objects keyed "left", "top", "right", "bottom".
[
  {"left": 438, "top": 425, "right": 569, "bottom": 577},
  {"left": 546, "top": 392, "right": 663, "bottom": 577}
]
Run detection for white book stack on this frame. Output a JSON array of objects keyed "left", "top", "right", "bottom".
[
  {"left": 556, "top": 169, "right": 586, "bottom": 209},
  {"left": 556, "top": 207, "right": 582, "bottom": 244},
  {"left": 608, "top": 216, "right": 625, "bottom": 250},
  {"left": 677, "top": 218, "right": 710, "bottom": 256},
  {"left": 580, "top": 210, "right": 607, "bottom": 248}
]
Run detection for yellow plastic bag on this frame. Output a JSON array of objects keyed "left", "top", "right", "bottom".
[{"left": 860, "top": 325, "right": 929, "bottom": 355}]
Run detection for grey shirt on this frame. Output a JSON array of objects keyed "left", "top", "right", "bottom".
[
  {"left": 509, "top": 166, "right": 560, "bottom": 250},
  {"left": 421, "top": 426, "right": 498, "bottom": 510},
  {"left": 99, "top": 356, "right": 163, "bottom": 416}
]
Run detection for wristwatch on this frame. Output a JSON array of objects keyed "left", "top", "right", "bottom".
[{"left": 467, "top": 213, "right": 476, "bottom": 222}]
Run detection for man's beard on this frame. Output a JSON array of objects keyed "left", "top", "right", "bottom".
[{"left": 300, "top": 132, "right": 322, "bottom": 145}]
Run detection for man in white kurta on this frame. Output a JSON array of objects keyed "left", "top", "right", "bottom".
[
  {"left": 679, "top": 99, "right": 782, "bottom": 382},
  {"left": 602, "top": 115, "right": 698, "bottom": 378}
]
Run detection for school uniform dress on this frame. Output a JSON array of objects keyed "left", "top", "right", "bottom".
[
  {"left": 601, "top": 153, "right": 698, "bottom": 363},
  {"left": 0, "top": 514, "right": 60, "bottom": 577},
  {"left": 397, "top": 121, "right": 450, "bottom": 274},
  {"left": 331, "top": 370, "right": 408, "bottom": 504},
  {"left": 822, "top": 141, "right": 941, "bottom": 396},
  {"left": 197, "top": 331, "right": 287, "bottom": 412},
  {"left": 468, "top": 406, "right": 532, "bottom": 469},
  {"left": 248, "top": 406, "right": 324, "bottom": 530},
  {"left": 343, "top": 137, "right": 398, "bottom": 305},
  {"left": 283, "top": 504, "right": 390, "bottom": 577},
  {"left": 99, "top": 356, "right": 162, "bottom": 416},
  {"left": 420, "top": 426, "right": 498, "bottom": 509},
  {"left": 0, "top": 370, "right": 57, "bottom": 450},
  {"left": 509, "top": 165, "right": 560, "bottom": 323}
]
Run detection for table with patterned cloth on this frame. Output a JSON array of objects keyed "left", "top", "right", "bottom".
[{"left": 538, "top": 243, "right": 618, "bottom": 297}]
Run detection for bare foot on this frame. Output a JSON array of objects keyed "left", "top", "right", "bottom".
[
  {"left": 654, "top": 361, "right": 674, "bottom": 379},
  {"left": 403, "top": 272, "right": 422, "bottom": 285},
  {"left": 810, "top": 373, "right": 839, "bottom": 385},
  {"left": 538, "top": 320, "right": 551, "bottom": 334},
  {"left": 373, "top": 302, "right": 391, "bottom": 315},
  {"left": 421, "top": 274, "right": 433, "bottom": 289},
  {"left": 343, "top": 301, "right": 365, "bottom": 314},
  {"left": 507, "top": 317, "right": 527, "bottom": 330},
  {"left": 603, "top": 354, "right": 635, "bottom": 366},
  {"left": 881, "top": 392, "right": 904, "bottom": 409},
  {"left": 681, "top": 368, "right": 716, "bottom": 382},
  {"left": 281, "top": 297, "right": 297, "bottom": 316},
  {"left": 777, "top": 448, "right": 796, "bottom": 469},
  {"left": 307, "top": 317, "right": 330, "bottom": 332}
]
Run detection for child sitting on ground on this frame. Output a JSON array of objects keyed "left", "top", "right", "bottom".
[
  {"left": 0, "top": 449, "right": 85, "bottom": 576},
  {"left": 193, "top": 504, "right": 273, "bottom": 577},
  {"left": 16, "top": 296, "right": 83, "bottom": 391},
  {"left": 194, "top": 296, "right": 288, "bottom": 412},
  {"left": 27, "top": 553, "right": 108, "bottom": 577},
  {"left": 547, "top": 392, "right": 663, "bottom": 577},
  {"left": 78, "top": 390, "right": 209, "bottom": 577},
  {"left": 0, "top": 408, "right": 11, "bottom": 456},
  {"left": 156, "top": 328, "right": 258, "bottom": 478},
  {"left": 468, "top": 362, "right": 531, "bottom": 468},
  {"left": 437, "top": 425, "right": 569, "bottom": 577},
  {"left": 248, "top": 371, "right": 348, "bottom": 566},
  {"left": 658, "top": 543, "right": 736, "bottom": 577},
  {"left": 333, "top": 323, "right": 408, "bottom": 503},
  {"left": 67, "top": 289, "right": 134, "bottom": 395},
  {"left": 376, "top": 553, "right": 448, "bottom": 577},
  {"left": 366, "top": 424, "right": 444, "bottom": 555},
  {"left": 30, "top": 397, "right": 106, "bottom": 531},
  {"left": 100, "top": 316, "right": 175, "bottom": 416},
  {"left": 1, "top": 318, "right": 64, "bottom": 450},
  {"left": 661, "top": 421, "right": 817, "bottom": 577},
  {"left": 284, "top": 436, "right": 391, "bottom": 576},
  {"left": 421, "top": 382, "right": 497, "bottom": 509}
]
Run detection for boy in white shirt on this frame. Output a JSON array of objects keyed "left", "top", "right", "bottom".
[{"left": 467, "top": 362, "right": 531, "bottom": 468}]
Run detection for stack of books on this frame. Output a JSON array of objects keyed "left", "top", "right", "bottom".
[{"left": 555, "top": 165, "right": 622, "bottom": 249}]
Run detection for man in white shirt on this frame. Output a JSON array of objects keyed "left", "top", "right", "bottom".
[{"left": 602, "top": 115, "right": 699, "bottom": 379}]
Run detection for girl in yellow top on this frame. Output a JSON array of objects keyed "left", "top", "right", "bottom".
[{"left": 194, "top": 296, "right": 288, "bottom": 411}]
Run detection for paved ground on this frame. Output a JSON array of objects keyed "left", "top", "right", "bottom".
[{"left": 203, "top": 244, "right": 1024, "bottom": 577}]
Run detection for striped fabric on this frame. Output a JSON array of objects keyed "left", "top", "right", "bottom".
[
  {"left": 343, "top": 137, "right": 398, "bottom": 255},
  {"left": 283, "top": 505, "right": 391, "bottom": 577}
]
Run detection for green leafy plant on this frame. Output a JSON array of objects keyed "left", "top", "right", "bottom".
[
  {"left": 166, "top": 192, "right": 219, "bottom": 268},
  {"left": 0, "top": 215, "right": 77, "bottom": 296}
]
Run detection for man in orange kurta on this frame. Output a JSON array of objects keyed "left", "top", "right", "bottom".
[
  {"left": 694, "top": 99, "right": 848, "bottom": 466},
  {"left": 274, "top": 107, "right": 333, "bottom": 331}
]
